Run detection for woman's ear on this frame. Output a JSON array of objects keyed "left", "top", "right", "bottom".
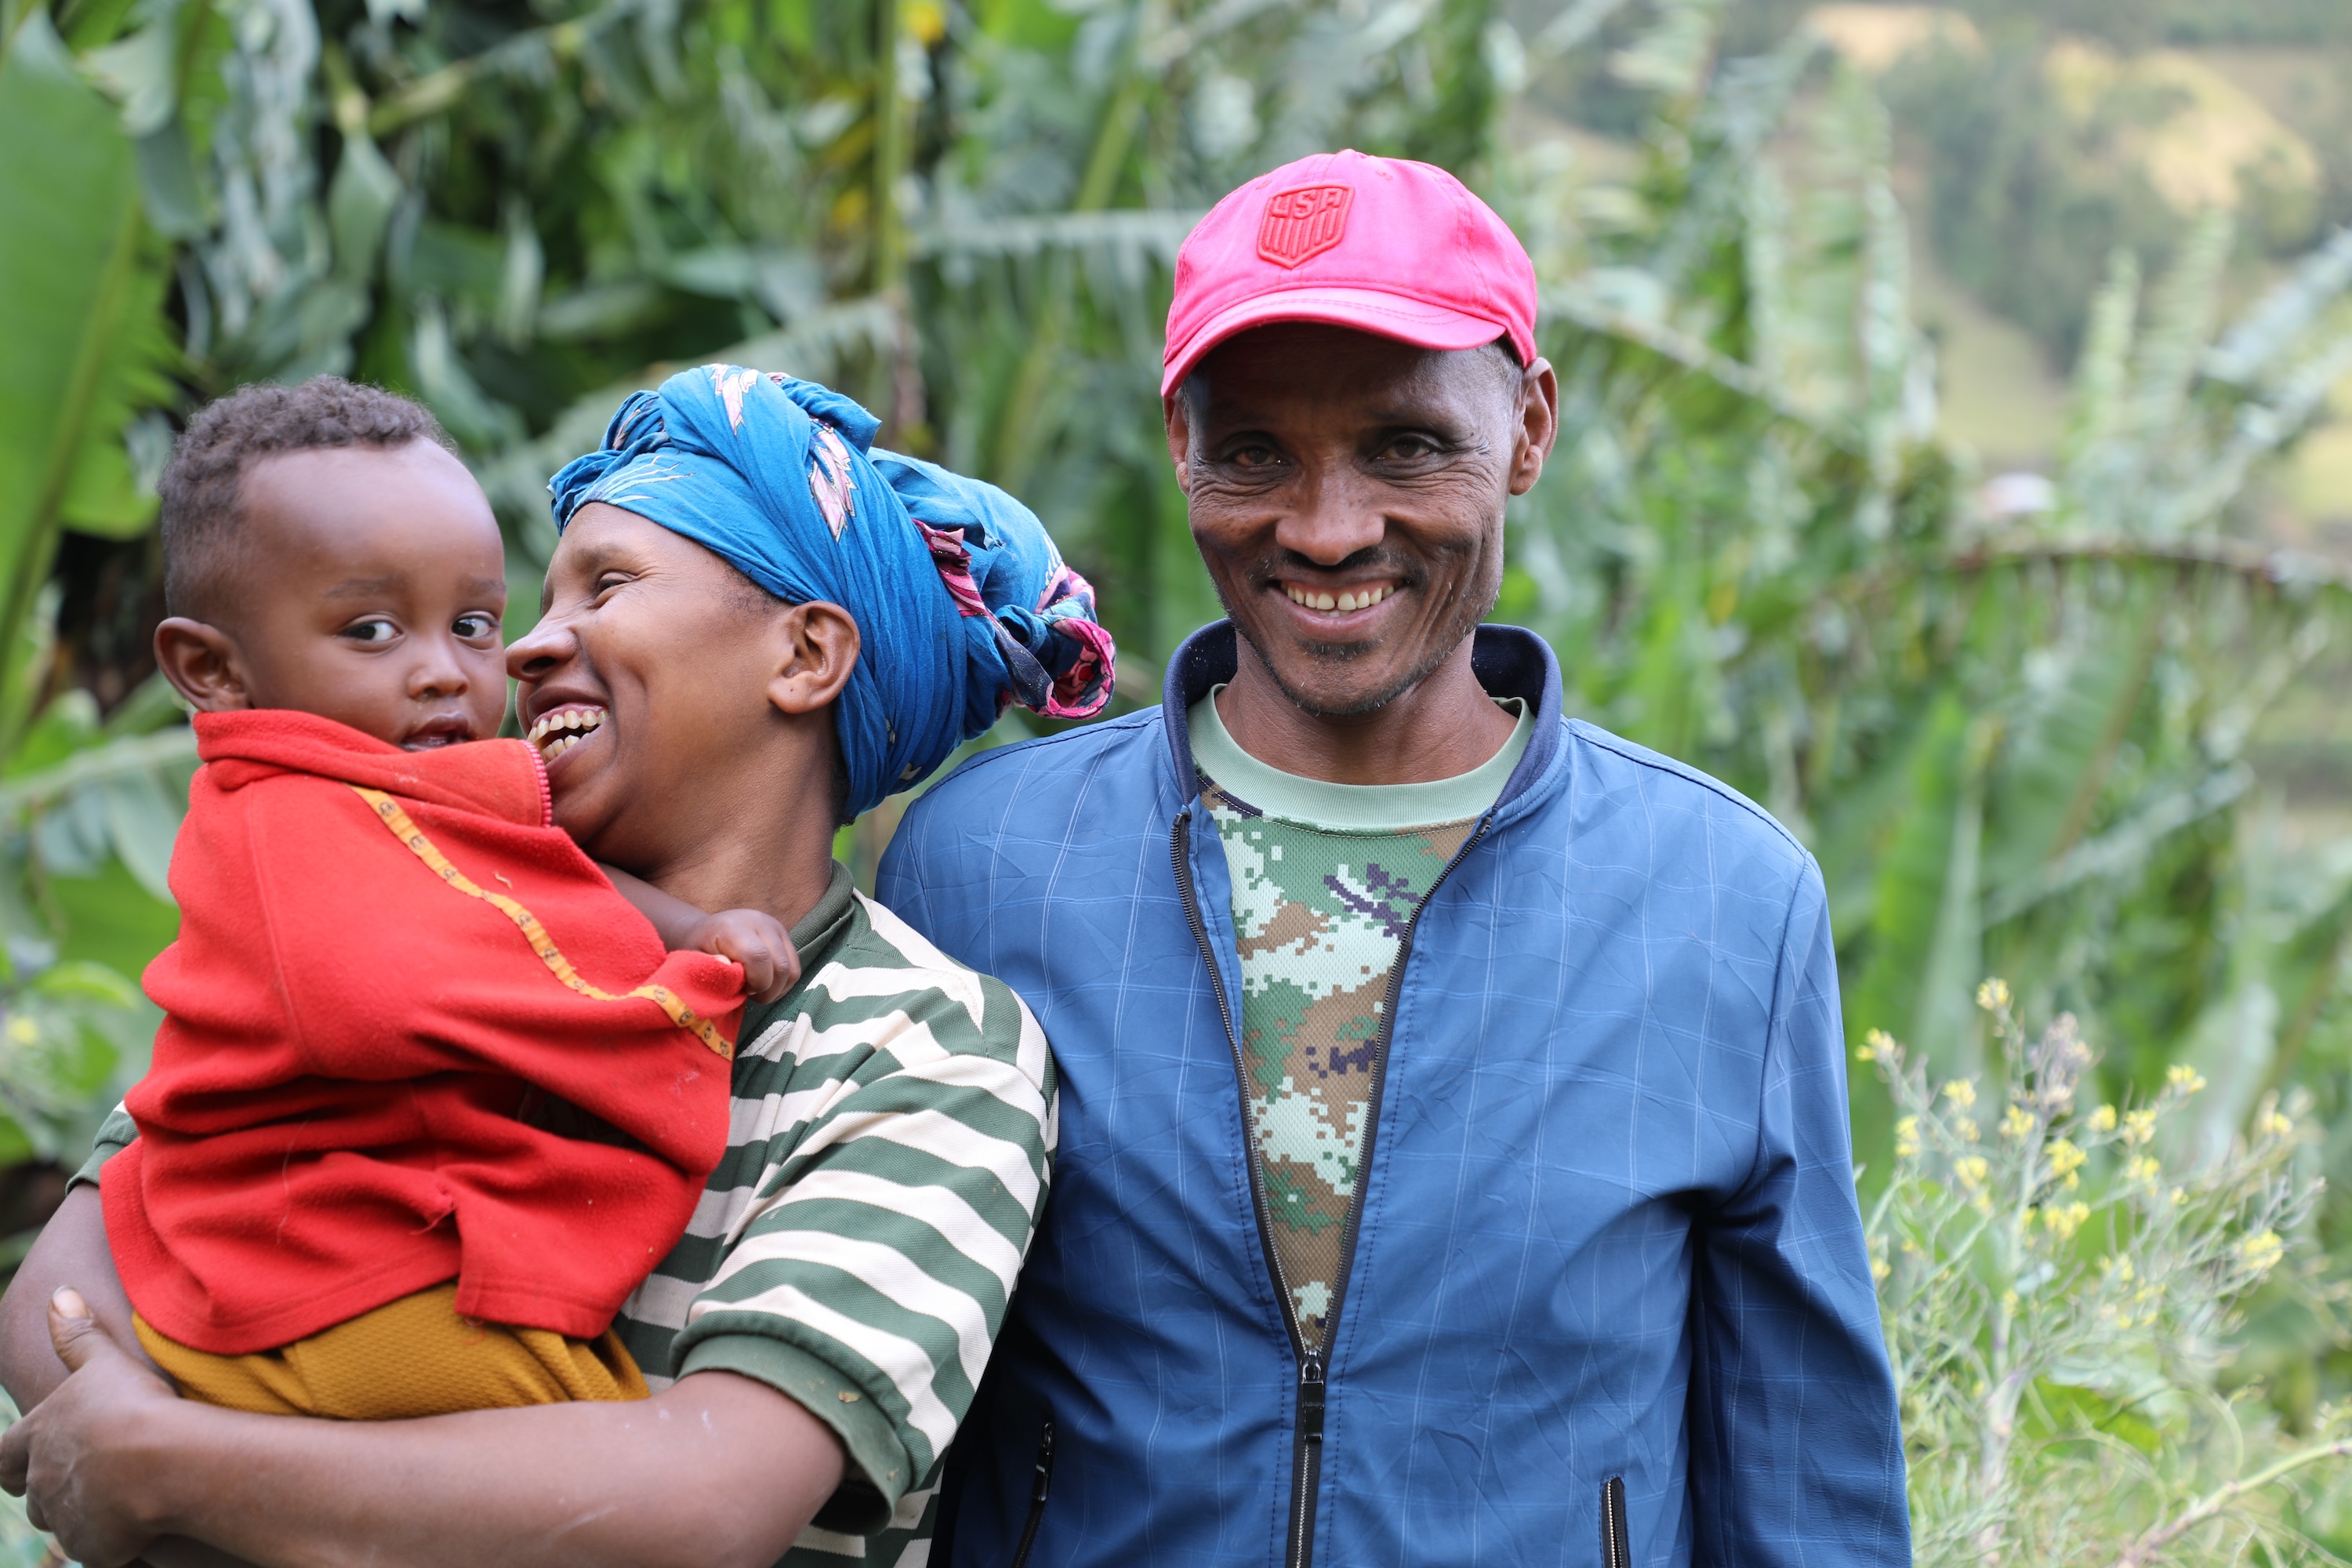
[
  {"left": 152, "top": 618, "right": 252, "bottom": 713},
  {"left": 765, "top": 601, "right": 860, "bottom": 717}
]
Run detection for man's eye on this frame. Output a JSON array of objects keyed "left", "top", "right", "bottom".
[
  {"left": 592, "top": 572, "right": 630, "bottom": 599},
  {"left": 454, "top": 613, "right": 499, "bottom": 639},
  {"left": 342, "top": 619, "right": 398, "bottom": 644},
  {"left": 1381, "top": 435, "right": 1439, "bottom": 460},
  {"left": 1229, "top": 445, "right": 1283, "bottom": 469}
]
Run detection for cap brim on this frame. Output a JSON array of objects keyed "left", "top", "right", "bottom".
[{"left": 1160, "top": 287, "right": 1512, "bottom": 397}]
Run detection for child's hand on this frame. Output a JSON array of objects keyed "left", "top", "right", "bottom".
[{"left": 684, "top": 909, "right": 800, "bottom": 1004}]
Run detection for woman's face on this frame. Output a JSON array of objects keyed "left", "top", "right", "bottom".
[{"left": 506, "top": 503, "right": 795, "bottom": 871}]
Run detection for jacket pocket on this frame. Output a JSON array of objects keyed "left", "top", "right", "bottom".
[
  {"left": 1007, "top": 1419, "right": 1056, "bottom": 1568},
  {"left": 1600, "top": 1475, "right": 1629, "bottom": 1568}
]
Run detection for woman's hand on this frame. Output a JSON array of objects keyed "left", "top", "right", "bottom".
[{"left": 0, "top": 1289, "right": 182, "bottom": 1567}]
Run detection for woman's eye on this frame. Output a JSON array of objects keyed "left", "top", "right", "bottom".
[
  {"left": 454, "top": 613, "right": 498, "bottom": 639},
  {"left": 342, "top": 619, "right": 398, "bottom": 644}
]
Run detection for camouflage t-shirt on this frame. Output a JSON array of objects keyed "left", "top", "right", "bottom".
[{"left": 1189, "top": 688, "right": 1530, "bottom": 1347}]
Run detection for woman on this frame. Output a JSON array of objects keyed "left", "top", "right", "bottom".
[{"left": 0, "top": 367, "right": 1109, "bottom": 1568}]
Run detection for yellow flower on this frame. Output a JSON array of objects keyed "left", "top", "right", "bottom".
[
  {"left": 1894, "top": 1115, "right": 1919, "bottom": 1160},
  {"left": 4, "top": 1015, "right": 34, "bottom": 1045},
  {"left": 1942, "top": 1080, "right": 1977, "bottom": 1109},
  {"left": 2100, "top": 1256, "right": 2135, "bottom": 1283},
  {"left": 2089, "top": 1105, "right": 2118, "bottom": 1133},
  {"left": 1871, "top": 1257, "right": 1891, "bottom": 1283},
  {"left": 2000, "top": 1105, "right": 2036, "bottom": 1142},
  {"left": 2041, "top": 1200, "right": 2092, "bottom": 1240},
  {"left": 2171, "top": 1187, "right": 2189, "bottom": 1207},
  {"left": 1954, "top": 1156, "right": 1991, "bottom": 1187},
  {"left": 2165, "top": 1065, "right": 2207, "bottom": 1095},
  {"left": 2123, "top": 1109, "right": 2158, "bottom": 1145},
  {"left": 1957, "top": 1118, "right": 1980, "bottom": 1143},
  {"left": 2125, "top": 1155, "right": 2161, "bottom": 1182},
  {"left": 2001, "top": 1288, "right": 2020, "bottom": 1312},
  {"left": 2240, "top": 1231, "right": 2285, "bottom": 1273},
  {"left": 2046, "top": 1139, "right": 2086, "bottom": 1178},
  {"left": 1976, "top": 978, "right": 2012, "bottom": 1013},
  {"left": 2263, "top": 1111, "right": 2295, "bottom": 1138},
  {"left": 1858, "top": 1028, "right": 1896, "bottom": 1063}
]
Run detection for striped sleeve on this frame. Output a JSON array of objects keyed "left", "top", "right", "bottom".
[
  {"left": 68, "top": 1103, "right": 135, "bottom": 1189},
  {"left": 665, "top": 894, "right": 1056, "bottom": 1534}
]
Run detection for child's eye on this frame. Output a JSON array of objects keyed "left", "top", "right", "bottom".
[
  {"left": 454, "top": 612, "right": 499, "bottom": 639},
  {"left": 342, "top": 619, "right": 399, "bottom": 644}
]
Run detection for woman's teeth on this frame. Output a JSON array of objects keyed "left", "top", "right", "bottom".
[
  {"left": 1285, "top": 583, "right": 1393, "bottom": 613},
  {"left": 526, "top": 706, "right": 606, "bottom": 760}
]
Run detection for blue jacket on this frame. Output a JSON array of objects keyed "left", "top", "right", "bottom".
[{"left": 879, "top": 623, "right": 1909, "bottom": 1568}]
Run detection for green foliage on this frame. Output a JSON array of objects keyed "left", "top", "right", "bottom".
[{"left": 0, "top": 5, "right": 194, "bottom": 1173}]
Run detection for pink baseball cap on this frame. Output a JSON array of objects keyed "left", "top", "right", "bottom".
[{"left": 1161, "top": 149, "right": 1538, "bottom": 397}]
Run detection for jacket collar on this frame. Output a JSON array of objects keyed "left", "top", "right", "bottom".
[{"left": 1160, "top": 620, "right": 1565, "bottom": 816}]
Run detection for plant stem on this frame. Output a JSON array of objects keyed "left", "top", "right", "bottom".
[{"left": 2112, "top": 1439, "right": 2352, "bottom": 1567}]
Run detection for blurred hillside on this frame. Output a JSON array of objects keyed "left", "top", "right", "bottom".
[{"left": 1512, "top": 0, "right": 2352, "bottom": 845}]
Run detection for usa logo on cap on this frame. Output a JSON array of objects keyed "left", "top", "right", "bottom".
[{"left": 1256, "top": 184, "right": 1353, "bottom": 268}]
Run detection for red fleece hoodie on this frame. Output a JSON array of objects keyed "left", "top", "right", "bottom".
[{"left": 103, "top": 710, "right": 743, "bottom": 1356}]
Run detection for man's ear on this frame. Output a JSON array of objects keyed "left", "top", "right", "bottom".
[
  {"left": 152, "top": 618, "right": 252, "bottom": 713},
  {"left": 1508, "top": 357, "right": 1562, "bottom": 498},
  {"left": 1163, "top": 393, "right": 1192, "bottom": 495},
  {"left": 765, "top": 601, "right": 860, "bottom": 717}
]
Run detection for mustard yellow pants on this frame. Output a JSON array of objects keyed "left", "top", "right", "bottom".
[{"left": 135, "top": 1283, "right": 647, "bottom": 1419}]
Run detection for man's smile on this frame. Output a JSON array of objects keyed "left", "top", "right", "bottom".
[{"left": 1279, "top": 579, "right": 1396, "bottom": 612}]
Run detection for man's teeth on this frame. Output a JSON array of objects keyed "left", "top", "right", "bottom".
[
  {"left": 1284, "top": 583, "right": 1392, "bottom": 613},
  {"left": 525, "top": 707, "right": 606, "bottom": 759}
]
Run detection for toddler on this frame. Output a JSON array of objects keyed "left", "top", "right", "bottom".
[{"left": 103, "top": 376, "right": 792, "bottom": 1419}]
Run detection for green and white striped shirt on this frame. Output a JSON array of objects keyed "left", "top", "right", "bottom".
[{"left": 79, "top": 861, "right": 1056, "bottom": 1566}]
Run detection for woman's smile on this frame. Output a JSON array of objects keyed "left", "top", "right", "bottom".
[{"left": 524, "top": 703, "right": 608, "bottom": 764}]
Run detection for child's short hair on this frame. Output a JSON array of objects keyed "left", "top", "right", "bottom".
[{"left": 158, "top": 377, "right": 455, "bottom": 623}]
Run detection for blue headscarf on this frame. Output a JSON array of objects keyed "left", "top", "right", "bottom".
[{"left": 548, "top": 366, "right": 1114, "bottom": 819}]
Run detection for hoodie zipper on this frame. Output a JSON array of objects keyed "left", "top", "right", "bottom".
[
  {"left": 1601, "top": 1475, "right": 1630, "bottom": 1568},
  {"left": 1172, "top": 804, "right": 1493, "bottom": 1568}
]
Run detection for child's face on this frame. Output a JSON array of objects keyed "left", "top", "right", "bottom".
[{"left": 161, "top": 441, "right": 510, "bottom": 749}]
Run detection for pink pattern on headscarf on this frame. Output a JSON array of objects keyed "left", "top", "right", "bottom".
[
  {"left": 1040, "top": 616, "right": 1116, "bottom": 719},
  {"left": 915, "top": 521, "right": 990, "bottom": 617}
]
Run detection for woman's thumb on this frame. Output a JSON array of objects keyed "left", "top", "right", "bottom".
[{"left": 46, "top": 1287, "right": 105, "bottom": 1370}]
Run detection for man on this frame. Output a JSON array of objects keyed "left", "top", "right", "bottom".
[
  {"left": 880, "top": 151, "right": 1910, "bottom": 1566},
  {"left": 0, "top": 368, "right": 1109, "bottom": 1566}
]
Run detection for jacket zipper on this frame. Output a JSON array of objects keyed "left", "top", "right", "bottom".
[
  {"left": 1172, "top": 805, "right": 1494, "bottom": 1568},
  {"left": 1007, "top": 1420, "right": 1054, "bottom": 1568},
  {"left": 1601, "top": 1475, "right": 1629, "bottom": 1568}
]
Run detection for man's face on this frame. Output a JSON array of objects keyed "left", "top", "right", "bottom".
[
  {"left": 1167, "top": 323, "right": 1556, "bottom": 717},
  {"left": 507, "top": 503, "right": 811, "bottom": 869}
]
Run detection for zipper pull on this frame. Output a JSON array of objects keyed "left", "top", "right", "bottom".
[
  {"left": 1297, "top": 1360, "right": 1326, "bottom": 1443},
  {"left": 1032, "top": 1420, "right": 1057, "bottom": 1504}
]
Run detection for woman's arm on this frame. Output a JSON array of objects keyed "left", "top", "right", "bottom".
[
  {"left": 1, "top": 1292, "right": 845, "bottom": 1568},
  {"left": 0, "top": 1185, "right": 153, "bottom": 1412}
]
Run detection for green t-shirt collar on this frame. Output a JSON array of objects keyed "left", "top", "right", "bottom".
[{"left": 1188, "top": 684, "right": 1532, "bottom": 832}]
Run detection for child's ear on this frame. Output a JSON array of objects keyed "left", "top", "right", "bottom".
[
  {"left": 764, "top": 601, "right": 859, "bottom": 718},
  {"left": 153, "top": 618, "right": 252, "bottom": 713}
]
